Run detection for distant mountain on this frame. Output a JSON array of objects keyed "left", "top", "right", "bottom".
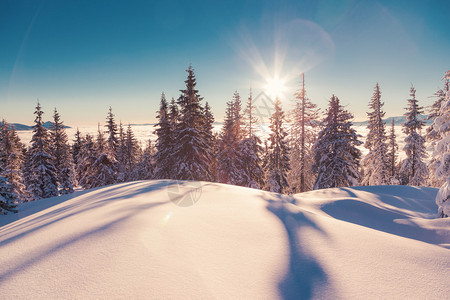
[
  {"left": 42, "top": 121, "right": 71, "bottom": 129},
  {"left": 128, "top": 123, "right": 156, "bottom": 126},
  {"left": 0, "top": 121, "right": 71, "bottom": 131},
  {"left": 353, "top": 115, "right": 432, "bottom": 126}
]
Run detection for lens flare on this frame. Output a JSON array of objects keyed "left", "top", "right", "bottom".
[
  {"left": 264, "top": 76, "right": 287, "bottom": 99},
  {"left": 232, "top": 18, "right": 335, "bottom": 100}
]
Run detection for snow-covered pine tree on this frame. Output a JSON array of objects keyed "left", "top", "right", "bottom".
[
  {"left": 86, "top": 152, "right": 119, "bottom": 188},
  {"left": 239, "top": 87, "right": 265, "bottom": 189},
  {"left": 124, "top": 124, "right": 141, "bottom": 181},
  {"left": 72, "top": 128, "right": 83, "bottom": 167},
  {"left": 172, "top": 65, "right": 214, "bottom": 181},
  {"left": 426, "top": 74, "right": 449, "bottom": 188},
  {"left": 134, "top": 139, "right": 155, "bottom": 180},
  {"left": 76, "top": 134, "right": 97, "bottom": 189},
  {"left": 265, "top": 97, "right": 290, "bottom": 193},
  {"left": 153, "top": 93, "right": 174, "bottom": 179},
  {"left": 0, "top": 121, "right": 26, "bottom": 213},
  {"left": 288, "top": 74, "right": 319, "bottom": 193},
  {"left": 361, "top": 83, "right": 389, "bottom": 186},
  {"left": 105, "top": 106, "right": 119, "bottom": 159},
  {"left": 313, "top": 95, "right": 362, "bottom": 189},
  {"left": 217, "top": 92, "right": 246, "bottom": 185},
  {"left": 204, "top": 101, "right": 217, "bottom": 181},
  {"left": 26, "top": 101, "right": 59, "bottom": 200},
  {"left": 399, "top": 85, "right": 429, "bottom": 186},
  {"left": 386, "top": 119, "right": 399, "bottom": 184},
  {"left": 49, "top": 108, "right": 76, "bottom": 194},
  {"left": 96, "top": 123, "right": 106, "bottom": 154},
  {"left": 169, "top": 97, "right": 179, "bottom": 130},
  {"left": 116, "top": 122, "right": 126, "bottom": 182},
  {"left": 430, "top": 70, "right": 450, "bottom": 217}
]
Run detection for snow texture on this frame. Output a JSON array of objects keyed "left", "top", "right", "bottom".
[{"left": 0, "top": 181, "right": 448, "bottom": 299}]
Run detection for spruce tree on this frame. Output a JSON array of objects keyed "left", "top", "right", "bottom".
[
  {"left": 288, "top": 74, "right": 319, "bottom": 193},
  {"left": 124, "top": 124, "right": 141, "bottom": 181},
  {"left": 76, "top": 134, "right": 97, "bottom": 189},
  {"left": 105, "top": 106, "right": 119, "bottom": 159},
  {"left": 153, "top": 93, "right": 173, "bottom": 179},
  {"left": 50, "top": 108, "right": 76, "bottom": 194},
  {"left": 386, "top": 119, "right": 399, "bottom": 184},
  {"left": 172, "top": 65, "right": 213, "bottom": 181},
  {"left": 313, "top": 95, "right": 362, "bottom": 189},
  {"left": 217, "top": 92, "right": 246, "bottom": 185},
  {"left": 116, "top": 122, "right": 126, "bottom": 182},
  {"left": 169, "top": 97, "right": 179, "bottom": 130},
  {"left": 427, "top": 74, "right": 449, "bottom": 188},
  {"left": 96, "top": 123, "right": 106, "bottom": 154},
  {"left": 86, "top": 152, "right": 119, "bottom": 188},
  {"left": 204, "top": 101, "right": 217, "bottom": 181},
  {"left": 240, "top": 87, "right": 265, "bottom": 189},
  {"left": 265, "top": 97, "right": 290, "bottom": 193},
  {"left": 429, "top": 70, "right": 450, "bottom": 217},
  {"left": 72, "top": 128, "right": 83, "bottom": 166},
  {"left": 399, "top": 86, "right": 428, "bottom": 186},
  {"left": 0, "top": 121, "right": 26, "bottom": 213},
  {"left": 134, "top": 139, "right": 155, "bottom": 180},
  {"left": 361, "top": 83, "right": 389, "bottom": 186},
  {"left": 27, "top": 101, "right": 59, "bottom": 200}
]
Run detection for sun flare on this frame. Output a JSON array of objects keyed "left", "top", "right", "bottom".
[{"left": 264, "top": 76, "right": 287, "bottom": 99}]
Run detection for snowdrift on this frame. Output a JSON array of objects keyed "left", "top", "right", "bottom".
[{"left": 0, "top": 181, "right": 449, "bottom": 299}]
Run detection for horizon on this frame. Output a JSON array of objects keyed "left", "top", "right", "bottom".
[{"left": 1, "top": 0, "right": 449, "bottom": 126}]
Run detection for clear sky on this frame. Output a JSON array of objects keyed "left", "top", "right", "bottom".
[{"left": 1, "top": 0, "right": 449, "bottom": 126}]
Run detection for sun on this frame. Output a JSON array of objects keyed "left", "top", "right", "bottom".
[{"left": 264, "top": 76, "right": 287, "bottom": 99}]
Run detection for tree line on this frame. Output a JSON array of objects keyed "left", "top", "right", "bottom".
[{"left": 0, "top": 66, "right": 448, "bottom": 218}]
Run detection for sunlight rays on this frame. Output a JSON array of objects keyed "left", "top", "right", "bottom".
[{"left": 233, "top": 19, "right": 335, "bottom": 100}]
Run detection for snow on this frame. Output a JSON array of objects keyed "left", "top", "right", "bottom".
[{"left": 0, "top": 181, "right": 449, "bottom": 299}]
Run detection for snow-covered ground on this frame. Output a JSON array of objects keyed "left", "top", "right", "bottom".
[{"left": 0, "top": 181, "right": 448, "bottom": 299}]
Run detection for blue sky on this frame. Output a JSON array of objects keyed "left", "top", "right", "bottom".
[{"left": 1, "top": 0, "right": 449, "bottom": 126}]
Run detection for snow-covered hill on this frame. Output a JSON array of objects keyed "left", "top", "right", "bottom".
[{"left": 0, "top": 181, "right": 449, "bottom": 299}]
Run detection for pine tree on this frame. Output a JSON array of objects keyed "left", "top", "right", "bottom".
[
  {"left": 50, "top": 108, "right": 76, "bottom": 194},
  {"left": 430, "top": 70, "right": 450, "bottom": 217},
  {"left": 76, "top": 134, "right": 97, "bottom": 189},
  {"left": 169, "top": 97, "right": 179, "bottom": 130},
  {"left": 313, "top": 95, "right": 362, "bottom": 189},
  {"left": 26, "top": 101, "right": 59, "bottom": 199},
  {"left": 288, "top": 74, "right": 319, "bottom": 193},
  {"left": 95, "top": 123, "right": 106, "bottom": 154},
  {"left": 116, "top": 122, "right": 126, "bottom": 182},
  {"left": 172, "top": 65, "right": 213, "bottom": 181},
  {"left": 427, "top": 74, "right": 449, "bottom": 188},
  {"left": 153, "top": 93, "right": 174, "bottom": 179},
  {"left": 0, "top": 121, "right": 26, "bottom": 213},
  {"left": 134, "top": 139, "right": 155, "bottom": 180},
  {"left": 240, "top": 87, "right": 265, "bottom": 189},
  {"left": 386, "top": 119, "right": 399, "bottom": 184},
  {"left": 86, "top": 152, "right": 119, "bottom": 188},
  {"left": 361, "top": 83, "right": 389, "bottom": 186},
  {"left": 399, "top": 85, "right": 428, "bottom": 186},
  {"left": 204, "top": 101, "right": 217, "bottom": 181},
  {"left": 217, "top": 92, "right": 246, "bottom": 185},
  {"left": 105, "top": 106, "right": 119, "bottom": 159},
  {"left": 124, "top": 124, "right": 141, "bottom": 181},
  {"left": 265, "top": 97, "right": 290, "bottom": 193},
  {"left": 72, "top": 128, "right": 83, "bottom": 166}
]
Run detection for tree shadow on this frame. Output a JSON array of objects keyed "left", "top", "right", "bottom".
[
  {"left": 321, "top": 187, "right": 449, "bottom": 245},
  {"left": 0, "top": 200, "right": 167, "bottom": 283},
  {"left": 264, "top": 193, "right": 331, "bottom": 300},
  {"left": 0, "top": 180, "right": 184, "bottom": 248}
]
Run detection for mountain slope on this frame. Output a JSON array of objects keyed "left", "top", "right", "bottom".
[{"left": 0, "top": 181, "right": 449, "bottom": 299}]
